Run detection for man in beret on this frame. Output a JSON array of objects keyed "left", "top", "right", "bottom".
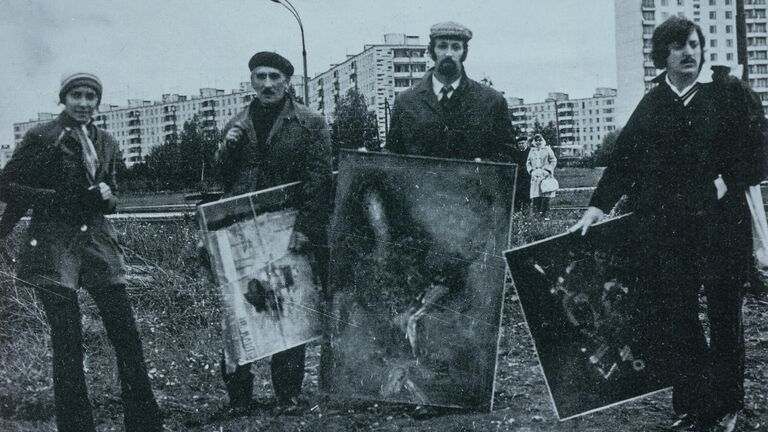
[
  {"left": 387, "top": 21, "right": 514, "bottom": 162},
  {"left": 0, "top": 72, "right": 163, "bottom": 432},
  {"left": 213, "top": 51, "right": 333, "bottom": 413}
]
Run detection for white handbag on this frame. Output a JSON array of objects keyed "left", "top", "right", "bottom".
[
  {"left": 540, "top": 176, "right": 559, "bottom": 194},
  {"left": 745, "top": 184, "right": 768, "bottom": 274}
]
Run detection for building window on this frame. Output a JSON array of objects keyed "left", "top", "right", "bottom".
[
  {"left": 710, "top": 25, "right": 717, "bottom": 34},
  {"left": 710, "top": 53, "right": 718, "bottom": 61},
  {"left": 727, "top": 53, "right": 734, "bottom": 61},
  {"left": 726, "top": 39, "right": 734, "bottom": 47},
  {"left": 662, "top": 0, "right": 668, "bottom": 4},
  {"left": 643, "top": 11, "right": 655, "bottom": 20},
  {"left": 710, "top": 39, "right": 717, "bottom": 47},
  {"left": 709, "top": 11, "right": 716, "bottom": 19},
  {"left": 725, "top": 11, "right": 732, "bottom": 19},
  {"left": 678, "top": 0, "right": 684, "bottom": 5},
  {"left": 726, "top": 25, "right": 733, "bottom": 33},
  {"left": 643, "top": 24, "right": 655, "bottom": 35},
  {"left": 709, "top": 0, "right": 716, "bottom": 4}
]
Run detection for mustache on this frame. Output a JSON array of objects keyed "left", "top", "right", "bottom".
[
  {"left": 681, "top": 57, "right": 697, "bottom": 64},
  {"left": 261, "top": 89, "right": 276, "bottom": 95}
]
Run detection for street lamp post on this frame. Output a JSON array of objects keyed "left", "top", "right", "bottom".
[{"left": 270, "top": 0, "right": 310, "bottom": 105}]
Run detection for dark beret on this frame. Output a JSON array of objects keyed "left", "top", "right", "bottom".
[{"left": 248, "top": 51, "right": 295, "bottom": 77}]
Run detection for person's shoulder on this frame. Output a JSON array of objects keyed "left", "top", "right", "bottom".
[
  {"left": 223, "top": 105, "right": 249, "bottom": 129},
  {"left": 294, "top": 102, "right": 328, "bottom": 127},
  {"left": 393, "top": 85, "right": 420, "bottom": 104},
  {"left": 24, "top": 119, "right": 62, "bottom": 145},
  {"left": 466, "top": 77, "right": 505, "bottom": 101},
  {"left": 711, "top": 73, "right": 755, "bottom": 98}
]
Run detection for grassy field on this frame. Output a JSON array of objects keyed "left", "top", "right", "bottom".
[{"left": 1, "top": 208, "right": 767, "bottom": 432}]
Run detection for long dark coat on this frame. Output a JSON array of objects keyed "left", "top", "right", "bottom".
[
  {"left": 387, "top": 70, "right": 514, "bottom": 162},
  {"left": 0, "top": 112, "right": 124, "bottom": 289}
]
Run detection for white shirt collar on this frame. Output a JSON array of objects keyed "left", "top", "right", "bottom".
[
  {"left": 432, "top": 75, "right": 462, "bottom": 100},
  {"left": 664, "top": 70, "right": 711, "bottom": 97}
]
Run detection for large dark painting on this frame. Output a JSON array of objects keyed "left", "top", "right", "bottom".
[
  {"left": 321, "top": 151, "right": 516, "bottom": 411},
  {"left": 198, "top": 183, "right": 321, "bottom": 372},
  {"left": 504, "top": 215, "right": 672, "bottom": 420}
]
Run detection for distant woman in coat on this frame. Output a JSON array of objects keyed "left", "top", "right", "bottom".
[{"left": 526, "top": 134, "right": 558, "bottom": 217}]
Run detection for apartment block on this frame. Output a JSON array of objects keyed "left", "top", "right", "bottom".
[
  {"left": 308, "top": 33, "right": 431, "bottom": 144},
  {"left": 508, "top": 88, "right": 618, "bottom": 157}
]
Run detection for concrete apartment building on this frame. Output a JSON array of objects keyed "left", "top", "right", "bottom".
[
  {"left": 615, "top": 0, "right": 768, "bottom": 126},
  {"left": 10, "top": 79, "right": 306, "bottom": 168},
  {"left": 308, "top": 33, "right": 431, "bottom": 144},
  {"left": 0, "top": 143, "right": 13, "bottom": 168},
  {"left": 508, "top": 88, "right": 618, "bottom": 157}
]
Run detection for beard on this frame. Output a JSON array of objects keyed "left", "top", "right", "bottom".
[{"left": 436, "top": 58, "right": 460, "bottom": 79}]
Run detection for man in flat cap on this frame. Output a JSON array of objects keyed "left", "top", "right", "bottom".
[
  {"left": 212, "top": 51, "right": 332, "bottom": 413},
  {"left": 0, "top": 72, "right": 163, "bottom": 432},
  {"left": 387, "top": 21, "right": 514, "bottom": 161}
]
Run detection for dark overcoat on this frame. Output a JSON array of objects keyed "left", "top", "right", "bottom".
[
  {"left": 590, "top": 73, "right": 768, "bottom": 266},
  {"left": 387, "top": 70, "right": 514, "bottom": 162},
  {"left": 0, "top": 112, "right": 124, "bottom": 289},
  {"left": 216, "top": 96, "right": 333, "bottom": 246}
]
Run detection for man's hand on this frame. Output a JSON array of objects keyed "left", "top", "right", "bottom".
[
  {"left": 196, "top": 240, "right": 216, "bottom": 284},
  {"left": 88, "top": 182, "right": 113, "bottom": 202},
  {"left": 222, "top": 122, "right": 245, "bottom": 149},
  {"left": 714, "top": 175, "right": 728, "bottom": 200},
  {"left": 568, "top": 206, "right": 605, "bottom": 236}
]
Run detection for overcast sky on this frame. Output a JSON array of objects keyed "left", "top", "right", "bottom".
[{"left": 0, "top": 0, "right": 616, "bottom": 144}]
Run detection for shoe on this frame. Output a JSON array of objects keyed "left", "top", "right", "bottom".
[
  {"left": 226, "top": 398, "right": 252, "bottom": 417},
  {"left": 670, "top": 413, "right": 697, "bottom": 430},
  {"left": 276, "top": 396, "right": 306, "bottom": 416},
  {"left": 410, "top": 405, "right": 454, "bottom": 420},
  {"left": 714, "top": 412, "right": 738, "bottom": 432}
]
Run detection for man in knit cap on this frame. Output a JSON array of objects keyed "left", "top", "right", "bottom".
[
  {"left": 211, "top": 51, "right": 332, "bottom": 413},
  {"left": 387, "top": 21, "right": 514, "bottom": 162},
  {"left": 0, "top": 72, "right": 163, "bottom": 432}
]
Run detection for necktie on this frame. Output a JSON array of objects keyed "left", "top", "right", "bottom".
[
  {"left": 74, "top": 124, "right": 99, "bottom": 184},
  {"left": 440, "top": 85, "right": 453, "bottom": 108}
]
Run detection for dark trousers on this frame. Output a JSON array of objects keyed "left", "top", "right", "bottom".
[
  {"left": 532, "top": 197, "right": 550, "bottom": 215},
  {"left": 633, "top": 208, "right": 747, "bottom": 419},
  {"left": 37, "top": 284, "right": 162, "bottom": 432},
  {"left": 220, "top": 344, "right": 306, "bottom": 406}
]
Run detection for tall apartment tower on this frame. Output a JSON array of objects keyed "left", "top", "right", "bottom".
[
  {"left": 615, "top": 0, "right": 768, "bottom": 126},
  {"left": 308, "top": 33, "right": 431, "bottom": 144}
]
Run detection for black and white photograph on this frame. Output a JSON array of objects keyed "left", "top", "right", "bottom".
[{"left": 1, "top": 0, "right": 768, "bottom": 431}]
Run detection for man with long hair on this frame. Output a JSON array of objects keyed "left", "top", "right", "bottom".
[{"left": 572, "top": 17, "right": 768, "bottom": 431}]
